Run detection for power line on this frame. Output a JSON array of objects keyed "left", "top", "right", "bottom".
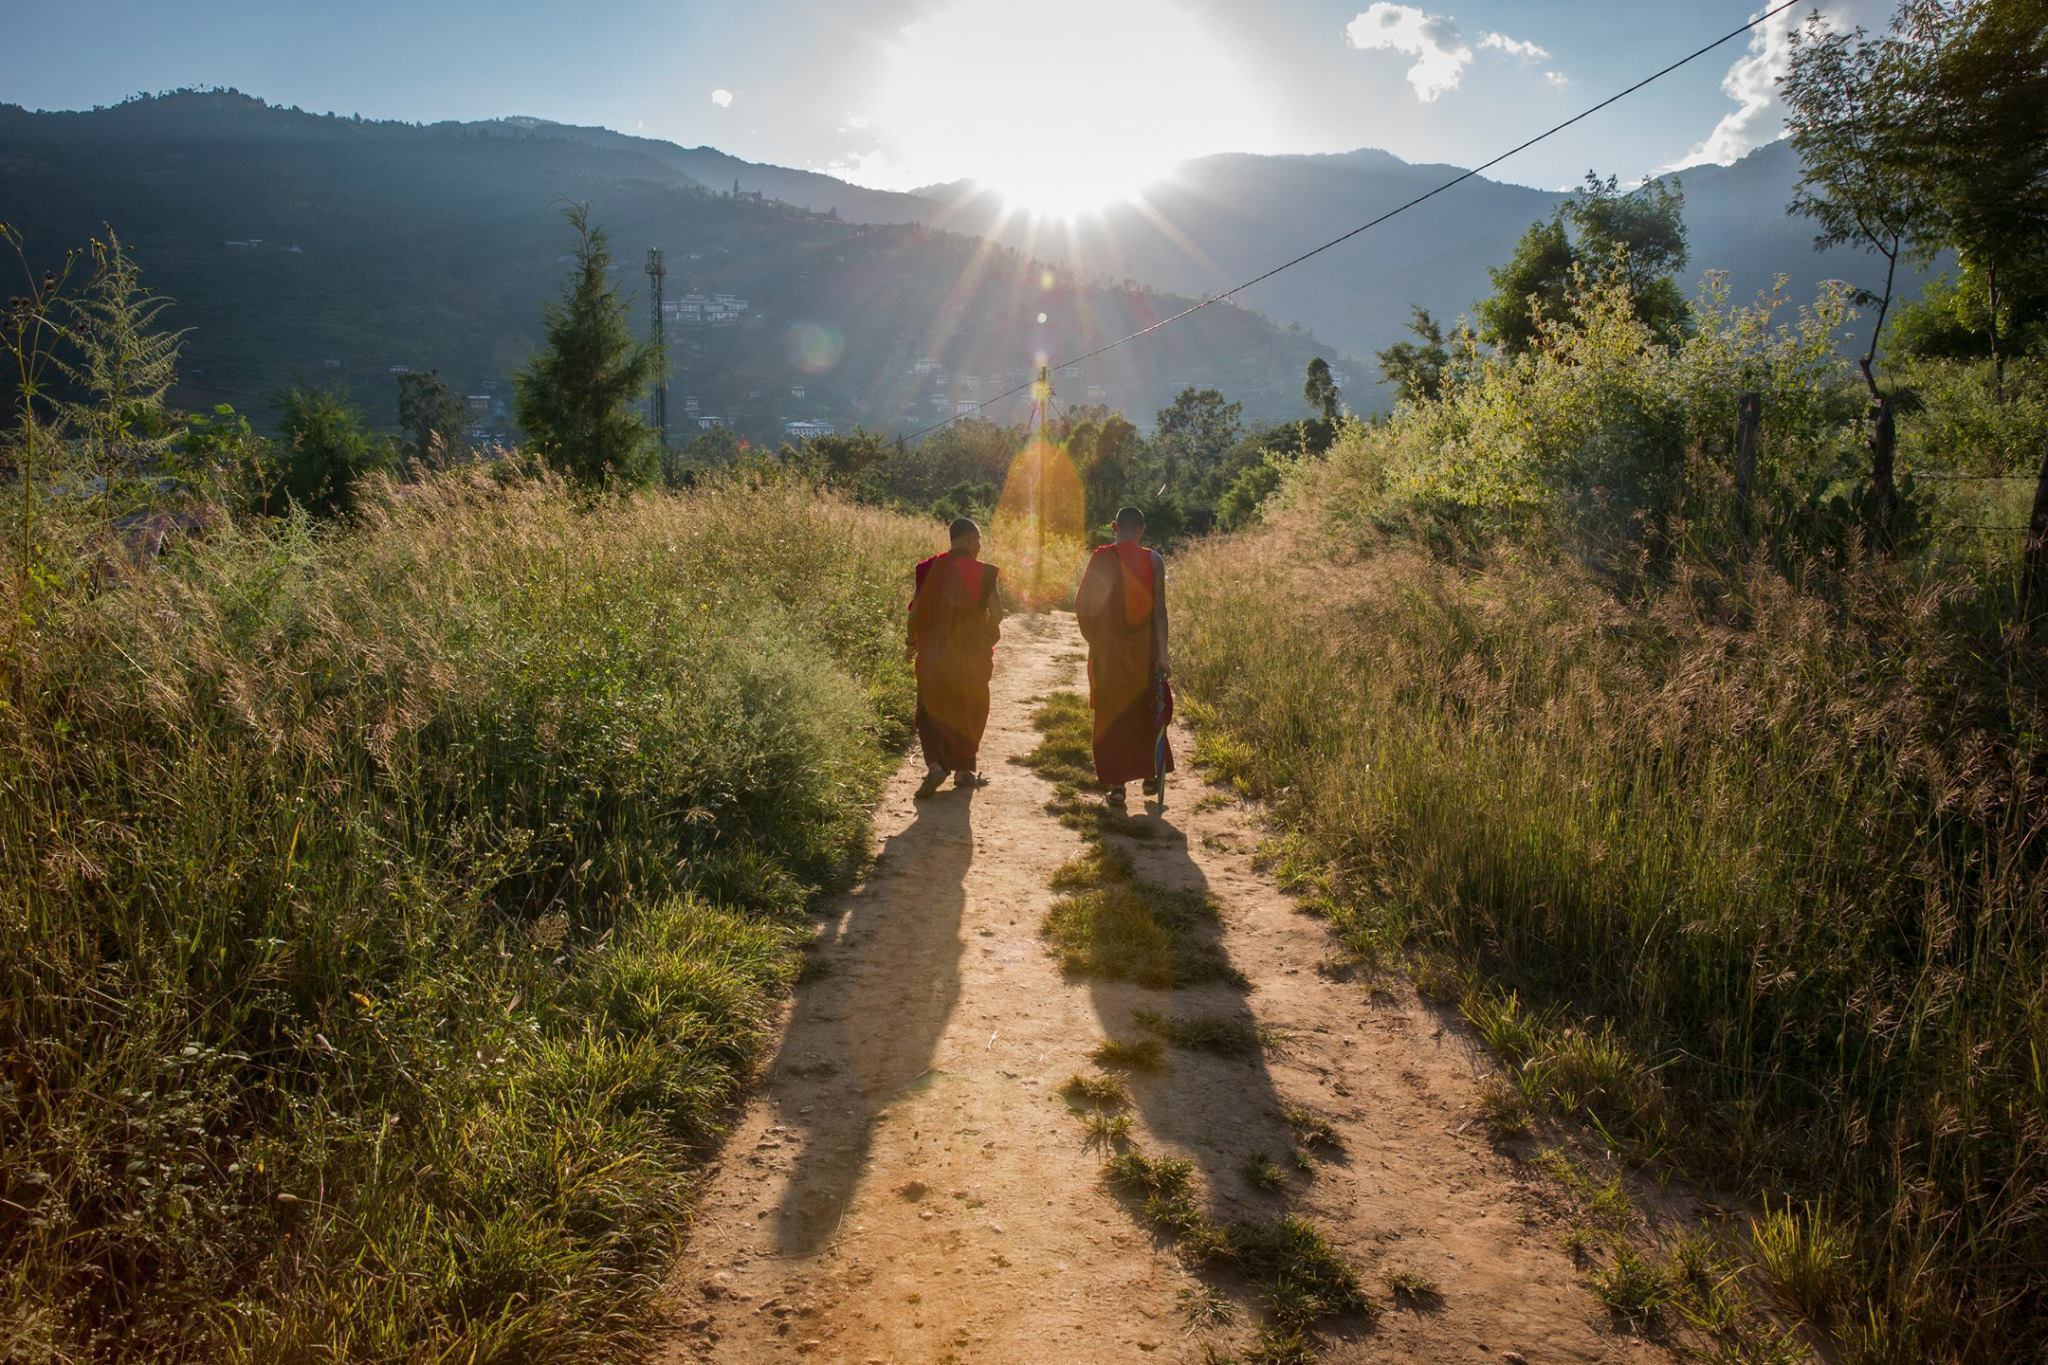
[{"left": 902, "top": 0, "right": 1806, "bottom": 445}]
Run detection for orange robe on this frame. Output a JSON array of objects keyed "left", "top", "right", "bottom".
[
  {"left": 909, "top": 552, "right": 1000, "bottom": 772},
  {"left": 1075, "top": 541, "right": 1173, "bottom": 787}
]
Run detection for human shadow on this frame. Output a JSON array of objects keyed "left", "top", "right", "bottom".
[
  {"left": 1085, "top": 816, "right": 1304, "bottom": 1204},
  {"left": 1083, "top": 811, "right": 1371, "bottom": 1340},
  {"left": 761, "top": 790, "right": 973, "bottom": 1256}
]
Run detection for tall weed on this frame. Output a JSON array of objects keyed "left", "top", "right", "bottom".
[
  {"left": 1178, "top": 463, "right": 2048, "bottom": 1359},
  {"left": 0, "top": 470, "right": 933, "bottom": 1359}
]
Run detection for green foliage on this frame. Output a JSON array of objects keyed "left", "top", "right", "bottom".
[
  {"left": 1301, "top": 357, "right": 1339, "bottom": 423},
  {"left": 514, "top": 203, "right": 663, "bottom": 487},
  {"left": 1154, "top": 386, "right": 1244, "bottom": 532},
  {"left": 1477, "top": 215, "right": 1575, "bottom": 356},
  {"left": 1903, "top": 0, "right": 2048, "bottom": 383},
  {"left": 1215, "top": 452, "right": 1292, "bottom": 533},
  {"left": 793, "top": 426, "right": 892, "bottom": 486},
  {"left": 1177, "top": 426, "right": 2048, "bottom": 1357},
  {"left": 1895, "top": 261, "right": 2048, "bottom": 363},
  {"left": 1371, "top": 272, "right": 1861, "bottom": 551},
  {"left": 666, "top": 424, "right": 745, "bottom": 485},
  {"left": 1786, "top": 0, "right": 2048, "bottom": 389},
  {"left": 1065, "top": 408, "right": 1148, "bottom": 528},
  {"left": 1478, "top": 176, "right": 1689, "bottom": 357},
  {"left": 0, "top": 472, "right": 931, "bottom": 1358},
  {"left": 1375, "top": 305, "right": 1452, "bottom": 406},
  {"left": 55, "top": 228, "right": 185, "bottom": 488},
  {"left": 268, "top": 383, "right": 395, "bottom": 517},
  {"left": 396, "top": 367, "right": 473, "bottom": 467}
]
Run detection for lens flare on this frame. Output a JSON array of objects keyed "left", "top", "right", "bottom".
[
  {"left": 993, "top": 434, "right": 1088, "bottom": 611},
  {"left": 784, "top": 321, "right": 845, "bottom": 374}
]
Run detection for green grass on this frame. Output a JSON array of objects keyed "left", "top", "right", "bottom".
[
  {"left": 1060, "top": 1072, "right": 1131, "bottom": 1108},
  {"left": 1176, "top": 433, "right": 2048, "bottom": 1359},
  {"left": 0, "top": 471, "right": 933, "bottom": 1359},
  {"left": 1277, "top": 1104, "right": 1342, "bottom": 1154},
  {"left": 1044, "top": 884, "right": 1242, "bottom": 988},
  {"left": 1016, "top": 690, "right": 1158, "bottom": 839},
  {"left": 1102, "top": 1144, "right": 1372, "bottom": 1341},
  {"left": 1590, "top": 1243, "right": 1671, "bottom": 1324},
  {"left": 1133, "top": 1006, "right": 1268, "bottom": 1058},
  {"left": 1090, "top": 1035, "right": 1168, "bottom": 1072}
]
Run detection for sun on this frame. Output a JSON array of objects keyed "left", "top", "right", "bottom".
[{"left": 873, "top": 0, "right": 1266, "bottom": 218}]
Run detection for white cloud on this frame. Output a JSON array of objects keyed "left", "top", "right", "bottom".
[
  {"left": 1544, "top": 70, "right": 1569, "bottom": 89},
  {"left": 845, "top": 115, "right": 871, "bottom": 130},
  {"left": 709, "top": 88, "right": 734, "bottom": 109},
  {"left": 1345, "top": 4, "right": 1473, "bottom": 102},
  {"left": 1664, "top": 1, "right": 1892, "bottom": 170},
  {"left": 1479, "top": 32, "right": 1549, "bottom": 61}
]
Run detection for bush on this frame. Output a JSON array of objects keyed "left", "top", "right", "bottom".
[
  {"left": 1364, "top": 273, "right": 1863, "bottom": 555},
  {"left": 1177, "top": 459, "right": 2048, "bottom": 1358},
  {"left": 0, "top": 470, "right": 931, "bottom": 1359}
]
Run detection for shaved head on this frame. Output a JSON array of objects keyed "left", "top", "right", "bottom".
[{"left": 949, "top": 517, "right": 980, "bottom": 544}]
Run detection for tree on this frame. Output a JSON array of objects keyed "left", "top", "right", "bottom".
[
  {"left": 269, "top": 385, "right": 393, "bottom": 517},
  {"left": 57, "top": 229, "right": 185, "bottom": 492},
  {"left": 1303, "top": 357, "right": 1340, "bottom": 422},
  {"left": 1907, "top": 0, "right": 2048, "bottom": 395},
  {"left": 799, "top": 427, "right": 890, "bottom": 485},
  {"left": 1377, "top": 306, "right": 1451, "bottom": 405},
  {"left": 513, "top": 203, "right": 663, "bottom": 487},
  {"left": 1782, "top": 8, "right": 1946, "bottom": 549},
  {"left": 1476, "top": 215, "right": 1575, "bottom": 355},
  {"left": 1477, "top": 174, "right": 1690, "bottom": 355},
  {"left": 1893, "top": 262, "right": 2048, "bottom": 362},
  {"left": 396, "top": 369, "right": 471, "bottom": 467},
  {"left": 1783, "top": 9, "right": 1938, "bottom": 398},
  {"left": 1570, "top": 173, "right": 1689, "bottom": 343},
  {"left": 1068, "top": 411, "right": 1147, "bottom": 526},
  {"left": 1152, "top": 386, "right": 1242, "bottom": 494}
]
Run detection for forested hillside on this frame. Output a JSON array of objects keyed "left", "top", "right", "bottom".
[{"left": 0, "top": 91, "right": 1330, "bottom": 439}]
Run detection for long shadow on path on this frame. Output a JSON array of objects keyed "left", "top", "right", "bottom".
[
  {"left": 1086, "top": 814, "right": 1307, "bottom": 1226},
  {"left": 761, "top": 790, "right": 973, "bottom": 1256}
]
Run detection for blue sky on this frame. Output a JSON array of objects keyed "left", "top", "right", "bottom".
[{"left": 0, "top": 1, "right": 1892, "bottom": 194}]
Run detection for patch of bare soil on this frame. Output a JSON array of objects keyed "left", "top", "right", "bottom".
[{"left": 651, "top": 613, "right": 1669, "bottom": 1363}]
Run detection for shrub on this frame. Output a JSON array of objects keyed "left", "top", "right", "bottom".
[
  {"left": 1178, "top": 408, "right": 2048, "bottom": 1356},
  {"left": 0, "top": 470, "right": 931, "bottom": 1359}
]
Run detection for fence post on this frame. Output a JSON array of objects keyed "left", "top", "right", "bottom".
[
  {"left": 2026, "top": 435, "right": 2048, "bottom": 609},
  {"left": 1735, "top": 390, "right": 1760, "bottom": 545},
  {"left": 1868, "top": 395, "right": 1898, "bottom": 554}
]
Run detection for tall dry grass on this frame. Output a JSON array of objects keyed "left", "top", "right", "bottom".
[
  {"left": 1177, "top": 460, "right": 2048, "bottom": 1361},
  {"left": 0, "top": 470, "right": 934, "bottom": 1360}
]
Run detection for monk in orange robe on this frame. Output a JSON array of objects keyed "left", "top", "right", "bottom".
[
  {"left": 907, "top": 517, "right": 1003, "bottom": 797},
  {"left": 1075, "top": 505, "right": 1173, "bottom": 807}
]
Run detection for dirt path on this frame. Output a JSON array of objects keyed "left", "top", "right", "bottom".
[{"left": 652, "top": 613, "right": 1666, "bottom": 1364}]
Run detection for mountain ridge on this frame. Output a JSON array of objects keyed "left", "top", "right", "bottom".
[{"left": 0, "top": 91, "right": 1339, "bottom": 440}]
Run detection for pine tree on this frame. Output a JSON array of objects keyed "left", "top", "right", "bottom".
[{"left": 514, "top": 204, "right": 662, "bottom": 486}]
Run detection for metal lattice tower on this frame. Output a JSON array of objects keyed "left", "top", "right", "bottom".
[{"left": 645, "top": 247, "right": 668, "bottom": 447}]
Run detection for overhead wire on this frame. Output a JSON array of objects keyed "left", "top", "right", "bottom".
[{"left": 898, "top": 0, "right": 1807, "bottom": 446}]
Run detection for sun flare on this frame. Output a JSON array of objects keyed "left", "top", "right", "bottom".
[{"left": 873, "top": 0, "right": 1266, "bottom": 217}]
